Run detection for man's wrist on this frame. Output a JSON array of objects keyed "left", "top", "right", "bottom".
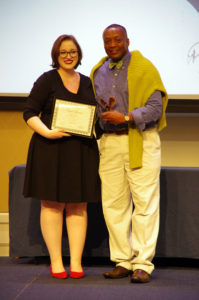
[
  {"left": 124, "top": 113, "right": 130, "bottom": 123},
  {"left": 124, "top": 113, "right": 133, "bottom": 123}
]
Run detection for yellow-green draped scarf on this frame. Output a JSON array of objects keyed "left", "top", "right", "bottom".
[{"left": 90, "top": 50, "right": 168, "bottom": 168}]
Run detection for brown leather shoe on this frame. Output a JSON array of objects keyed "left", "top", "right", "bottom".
[
  {"left": 103, "top": 266, "right": 131, "bottom": 279},
  {"left": 131, "top": 269, "right": 150, "bottom": 283}
]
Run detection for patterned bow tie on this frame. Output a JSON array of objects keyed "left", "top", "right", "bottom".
[{"left": 109, "top": 60, "right": 123, "bottom": 70}]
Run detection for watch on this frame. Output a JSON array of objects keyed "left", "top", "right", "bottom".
[{"left": 124, "top": 113, "right": 130, "bottom": 123}]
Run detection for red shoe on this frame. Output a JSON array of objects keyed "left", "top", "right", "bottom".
[
  {"left": 70, "top": 267, "right": 84, "bottom": 279},
  {"left": 50, "top": 265, "right": 67, "bottom": 279}
]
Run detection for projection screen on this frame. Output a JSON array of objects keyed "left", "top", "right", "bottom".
[{"left": 0, "top": 0, "right": 199, "bottom": 98}]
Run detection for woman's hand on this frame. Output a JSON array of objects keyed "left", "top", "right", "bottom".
[
  {"left": 45, "top": 128, "right": 71, "bottom": 139},
  {"left": 27, "top": 116, "right": 71, "bottom": 139}
]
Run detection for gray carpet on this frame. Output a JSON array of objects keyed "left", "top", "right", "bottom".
[{"left": 0, "top": 257, "right": 199, "bottom": 300}]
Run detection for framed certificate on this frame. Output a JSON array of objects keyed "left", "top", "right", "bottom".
[{"left": 51, "top": 98, "right": 96, "bottom": 138}]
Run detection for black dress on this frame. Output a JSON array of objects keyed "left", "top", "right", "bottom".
[{"left": 23, "top": 69, "right": 101, "bottom": 203}]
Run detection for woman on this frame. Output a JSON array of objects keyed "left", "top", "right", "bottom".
[{"left": 23, "top": 34, "right": 101, "bottom": 279}]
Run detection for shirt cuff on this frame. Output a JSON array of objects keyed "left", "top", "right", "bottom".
[{"left": 131, "top": 109, "right": 145, "bottom": 130}]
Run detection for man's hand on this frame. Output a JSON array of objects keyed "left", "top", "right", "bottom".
[{"left": 101, "top": 110, "right": 125, "bottom": 125}]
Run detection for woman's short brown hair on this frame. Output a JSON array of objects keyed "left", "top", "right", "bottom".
[{"left": 51, "top": 34, "right": 82, "bottom": 69}]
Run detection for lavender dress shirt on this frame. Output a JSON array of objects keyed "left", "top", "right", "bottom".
[{"left": 93, "top": 51, "right": 163, "bottom": 132}]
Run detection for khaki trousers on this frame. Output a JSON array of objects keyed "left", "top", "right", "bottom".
[{"left": 98, "top": 128, "right": 161, "bottom": 274}]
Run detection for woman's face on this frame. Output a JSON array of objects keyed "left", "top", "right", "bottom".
[{"left": 58, "top": 39, "right": 79, "bottom": 70}]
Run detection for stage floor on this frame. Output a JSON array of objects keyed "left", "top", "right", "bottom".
[{"left": 0, "top": 257, "right": 199, "bottom": 300}]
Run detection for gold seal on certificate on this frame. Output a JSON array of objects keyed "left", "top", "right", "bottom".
[{"left": 51, "top": 98, "right": 96, "bottom": 138}]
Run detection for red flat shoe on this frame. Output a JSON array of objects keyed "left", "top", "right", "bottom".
[
  {"left": 50, "top": 265, "right": 67, "bottom": 279},
  {"left": 70, "top": 267, "right": 84, "bottom": 279}
]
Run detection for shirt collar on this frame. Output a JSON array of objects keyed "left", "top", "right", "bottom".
[{"left": 107, "top": 51, "right": 131, "bottom": 69}]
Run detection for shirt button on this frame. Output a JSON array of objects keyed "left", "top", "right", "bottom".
[
  {"left": 114, "top": 73, "right": 118, "bottom": 76},
  {"left": 112, "top": 85, "right": 116, "bottom": 88}
]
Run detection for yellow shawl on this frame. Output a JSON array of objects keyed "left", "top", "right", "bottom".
[{"left": 90, "top": 50, "right": 168, "bottom": 168}]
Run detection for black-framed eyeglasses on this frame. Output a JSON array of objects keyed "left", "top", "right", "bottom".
[{"left": 59, "top": 50, "right": 78, "bottom": 58}]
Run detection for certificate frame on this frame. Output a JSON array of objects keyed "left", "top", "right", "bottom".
[{"left": 51, "top": 98, "right": 96, "bottom": 138}]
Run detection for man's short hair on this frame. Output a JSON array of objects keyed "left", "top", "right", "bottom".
[{"left": 103, "top": 24, "right": 128, "bottom": 39}]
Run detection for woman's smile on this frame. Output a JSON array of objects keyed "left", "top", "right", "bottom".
[{"left": 64, "top": 59, "right": 73, "bottom": 64}]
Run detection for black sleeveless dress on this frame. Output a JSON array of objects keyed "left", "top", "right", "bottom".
[{"left": 23, "top": 69, "right": 101, "bottom": 203}]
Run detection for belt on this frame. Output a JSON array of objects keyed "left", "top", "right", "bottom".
[{"left": 104, "top": 128, "right": 128, "bottom": 135}]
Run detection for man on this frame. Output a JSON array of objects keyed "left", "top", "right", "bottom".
[{"left": 90, "top": 24, "right": 168, "bottom": 283}]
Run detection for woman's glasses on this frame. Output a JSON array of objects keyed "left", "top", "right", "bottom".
[{"left": 59, "top": 50, "right": 78, "bottom": 58}]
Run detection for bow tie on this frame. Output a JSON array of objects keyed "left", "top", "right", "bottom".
[{"left": 109, "top": 60, "right": 123, "bottom": 70}]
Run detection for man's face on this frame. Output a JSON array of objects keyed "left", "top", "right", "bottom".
[{"left": 103, "top": 27, "right": 129, "bottom": 61}]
